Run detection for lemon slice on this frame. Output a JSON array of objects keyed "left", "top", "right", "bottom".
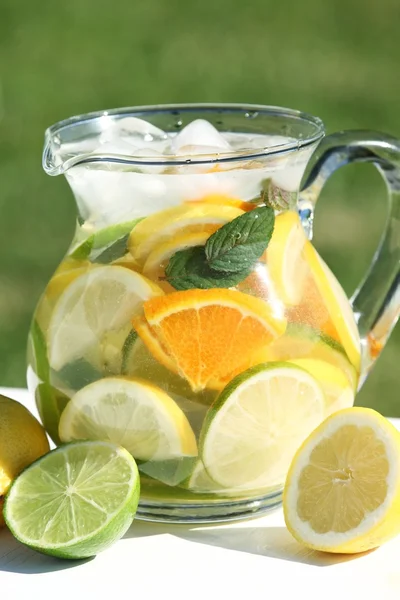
[
  {"left": 48, "top": 266, "right": 163, "bottom": 372},
  {"left": 35, "top": 259, "right": 93, "bottom": 332},
  {"left": 143, "top": 230, "right": 211, "bottom": 285},
  {"left": 129, "top": 203, "right": 244, "bottom": 265},
  {"left": 200, "top": 362, "right": 325, "bottom": 490},
  {"left": 59, "top": 377, "right": 198, "bottom": 461},
  {"left": 266, "top": 211, "right": 309, "bottom": 305},
  {"left": 284, "top": 407, "right": 400, "bottom": 553},
  {"left": 288, "top": 358, "right": 355, "bottom": 417},
  {"left": 304, "top": 242, "right": 361, "bottom": 370}
]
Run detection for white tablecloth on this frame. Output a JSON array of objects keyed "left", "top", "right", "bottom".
[{"left": 1, "top": 387, "right": 400, "bottom": 600}]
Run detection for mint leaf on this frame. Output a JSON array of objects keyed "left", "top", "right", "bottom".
[
  {"left": 205, "top": 206, "right": 274, "bottom": 273},
  {"left": 165, "top": 246, "right": 252, "bottom": 291}
]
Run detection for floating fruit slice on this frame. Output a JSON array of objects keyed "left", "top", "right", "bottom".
[
  {"left": 266, "top": 211, "right": 309, "bottom": 305},
  {"left": 303, "top": 243, "right": 361, "bottom": 371},
  {"left": 128, "top": 203, "right": 244, "bottom": 265},
  {"left": 288, "top": 358, "right": 354, "bottom": 416},
  {"left": 48, "top": 266, "right": 163, "bottom": 372},
  {"left": 284, "top": 407, "right": 400, "bottom": 553},
  {"left": 200, "top": 362, "right": 325, "bottom": 489},
  {"left": 58, "top": 377, "right": 198, "bottom": 461},
  {"left": 260, "top": 323, "right": 358, "bottom": 391},
  {"left": 4, "top": 441, "right": 140, "bottom": 559},
  {"left": 35, "top": 259, "right": 93, "bottom": 332},
  {"left": 186, "top": 193, "right": 256, "bottom": 212},
  {"left": 133, "top": 288, "right": 286, "bottom": 392},
  {"left": 181, "top": 460, "right": 221, "bottom": 492}
]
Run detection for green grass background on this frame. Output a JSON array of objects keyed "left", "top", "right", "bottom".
[{"left": 0, "top": 0, "right": 399, "bottom": 413}]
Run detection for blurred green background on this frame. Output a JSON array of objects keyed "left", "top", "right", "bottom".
[{"left": 0, "top": 0, "right": 399, "bottom": 412}]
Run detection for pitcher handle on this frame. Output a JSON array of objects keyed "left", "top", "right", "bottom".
[{"left": 299, "top": 131, "right": 400, "bottom": 387}]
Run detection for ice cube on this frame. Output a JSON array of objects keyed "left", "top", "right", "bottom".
[
  {"left": 91, "top": 140, "right": 139, "bottom": 156},
  {"left": 100, "top": 116, "right": 168, "bottom": 145},
  {"left": 171, "top": 119, "right": 232, "bottom": 155}
]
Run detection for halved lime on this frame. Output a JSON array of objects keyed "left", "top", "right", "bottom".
[
  {"left": 4, "top": 441, "right": 140, "bottom": 559},
  {"left": 200, "top": 362, "right": 325, "bottom": 490},
  {"left": 48, "top": 266, "right": 163, "bottom": 372},
  {"left": 58, "top": 377, "right": 198, "bottom": 461}
]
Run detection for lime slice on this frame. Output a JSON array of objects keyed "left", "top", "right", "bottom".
[
  {"left": 4, "top": 441, "right": 140, "bottom": 559},
  {"left": 261, "top": 323, "right": 358, "bottom": 390},
  {"left": 200, "top": 362, "right": 325, "bottom": 490},
  {"left": 70, "top": 219, "right": 143, "bottom": 262},
  {"left": 181, "top": 460, "right": 221, "bottom": 492},
  {"left": 48, "top": 266, "right": 163, "bottom": 372},
  {"left": 58, "top": 377, "right": 198, "bottom": 461},
  {"left": 287, "top": 358, "right": 355, "bottom": 416}
]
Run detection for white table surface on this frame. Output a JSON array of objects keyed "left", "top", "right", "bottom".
[{"left": 1, "top": 387, "right": 400, "bottom": 600}]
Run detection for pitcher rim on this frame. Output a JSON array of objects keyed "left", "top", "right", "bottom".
[{"left": 43, "top": 103, "right": 325, "bottom": 175}]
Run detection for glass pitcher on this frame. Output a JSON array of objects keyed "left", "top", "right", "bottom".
[{"left": 27, "top": 104, "right": 400, "bottom": 523}]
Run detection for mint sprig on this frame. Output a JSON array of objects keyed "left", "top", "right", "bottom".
[
  {"left": 165, "top": 206, "right": 275, "bottom": 291},
  {"left": 205, "top": 206, "right": 274, "bottom": 273},
  {"left": 165, "top": 246, "right": 252, "bottom": 290}
]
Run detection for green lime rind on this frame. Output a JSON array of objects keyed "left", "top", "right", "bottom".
[
  {"left": 272, "top": 323, "right": 358, "bottom": 391},
  {"left": 285, "top": 323, "right": 346, "bottom": 356},
  {"left": 198, "top": 361, "right": 324, "bottom": 491},
  {"left": 70, "top": 218, "right": 143, "bottom": 262},
  {"left": 28, "top": 319, "right": 68, "bottom": 445},
  {"left": 4, "top": 441, "right": 140, "bottom": 560}
]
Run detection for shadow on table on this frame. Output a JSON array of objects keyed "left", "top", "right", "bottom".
[
  {"left": 124, "top": 521, "right": 373, "bottom": 567},
  {"left": 0, "top": 529, "right": 93, "bottom": 574}
]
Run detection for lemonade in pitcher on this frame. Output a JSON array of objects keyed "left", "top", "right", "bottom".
[{"left": 27, "top": 106, "right": 363, "bottom": 522}]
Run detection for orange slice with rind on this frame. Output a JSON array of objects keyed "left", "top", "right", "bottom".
[{"left": 133, "top": 288, "right": 286, "bottom": 392}]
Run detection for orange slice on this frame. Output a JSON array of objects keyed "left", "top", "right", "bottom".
[{"left": 133, "top": 289, "right": 286, "bottom": 392}]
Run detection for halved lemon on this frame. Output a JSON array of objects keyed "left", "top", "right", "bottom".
[
  {"left": 128, "top": 203, "right": 244, "bottom": 265},
  {"left": 284, "top": 407, "right": 400, "bottom": 553},
  {"left": 48, "top": 266, "right": 163, "bottom": 373},
  {"left": 59, "top": 377, "right": 198, "bottom": 461},
  {"left": 133, "top": 288, "right": 286, "bottom": 392},
  {"left": 200, "top": 362, "right": 325, "bottom": 490}
]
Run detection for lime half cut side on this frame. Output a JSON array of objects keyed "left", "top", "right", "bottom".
[
  {"left": 59, "top": 377, "right": 198, "bottom": 462},
  {"left": 200, "top": 362, "right": 325, "bottom": 491},
  {"left": 4, "top": 441, "right": 140, "bottom": 559}
]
